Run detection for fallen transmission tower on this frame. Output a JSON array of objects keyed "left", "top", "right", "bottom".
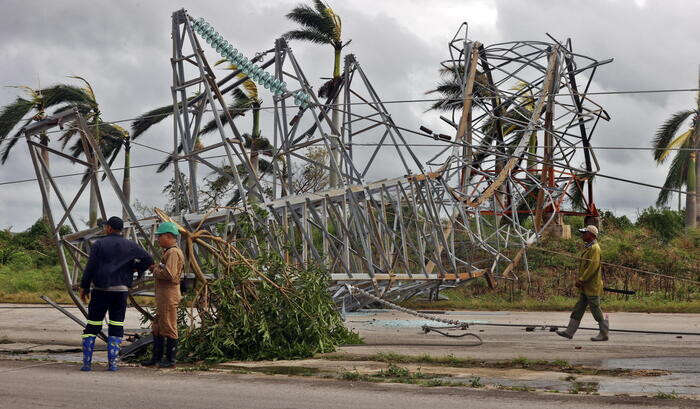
[{"left": 25, "top": 10, "right": 610, "bottom": 323}]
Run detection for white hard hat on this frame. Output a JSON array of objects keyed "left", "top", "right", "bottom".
[{"left": 578, "top": 225, "right": 599, "bottom": 236}]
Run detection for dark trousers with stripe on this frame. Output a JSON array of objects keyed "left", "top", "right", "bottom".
[{"left": 83, "top": 290, "right": 128, "bottom": 338}]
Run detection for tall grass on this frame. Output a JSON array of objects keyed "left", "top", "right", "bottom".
[
  {"left": 407, "top": 210, "right": 698, "bottom": 312},
  {"left": 0, "top": 264, "right": 69, "bottom": 303}
]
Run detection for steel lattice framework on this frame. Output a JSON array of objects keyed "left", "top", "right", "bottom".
[{"left": 25, "top": 10, "right": 610, "bottom": 323}]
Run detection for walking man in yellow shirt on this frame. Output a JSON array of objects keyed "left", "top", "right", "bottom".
[{"left": 556, "top": 225, "right": 609, "bottom": 341}]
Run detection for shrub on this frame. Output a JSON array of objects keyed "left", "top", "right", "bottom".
[
  {"left": 599, "top": 210, "right": 632, "bottom": 231},
  {"left": 176, "top": 212, "right": 361, "bottom": 362},
  {"left": 0, "top": 245, "right": 20, "bottom": 265},
  {"left": 177, "top": 255, "right": 361, "bottom": 362},
  {"left": 636, "top": 207, "right": 684, "bottom": 242},
  {"left": 0, "top": 219, "right": 71, "bottom": 267},
  {"left": 7, "top": 251, "right": 33, "bottom": 268}
]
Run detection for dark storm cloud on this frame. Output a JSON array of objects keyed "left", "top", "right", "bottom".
[
  {"left": 0, "top": 0, "right": 697, "bottom": 230},
  {"left": 493, "top": 0, "right": 699, "bottom": 213},
  {"left": 494, "top": 0, "right": 700, "bottom": 106}
]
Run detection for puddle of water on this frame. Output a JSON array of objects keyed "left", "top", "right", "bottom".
[
  {"left": 598, "top": 374, "right": 700, "bottom": 396},
  {"left": 600, "top": 357, "right": 700, "bottom": 396},
  {"left": 443, "top": 312, "right": 508, "bottom": 316},
  {"left": 363, "top": 319, "right": 489, "bottom": 328}
]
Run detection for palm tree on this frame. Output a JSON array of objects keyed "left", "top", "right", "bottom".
[
  {"left": 133, "top": 59, "right": 276, "bottom": 206},
  {"left": 131, "top": 91, "right": 249, "bottom": 173},
  {"left": 131, "top": 88, "right": 251, "bottom": 213},
  {"left": 284, "top": 0, "right": 346, "bottom": 187},
  {"left": 60, "top": 119, "right": 131, "bottom": 224},
  {"left": 652, "top": 105, "right": 698, "bottom": 228},
  {"left": 0, "top": 84, "right": 96, "bottom": 221},
  {"left": 425, "top": 64, "right": 490, "bottom": 112},
  {"left": 428, "top": 67, "right": 553, "bottom": 226},
  {"left": 215, "top": 61, "right": 276, "bottom": 202},
  {"left": 53, "top": 77, "right": 134, "bottom": 227},
  {"left": 426, "top": 67, "right": 533, "bottom": 184}
]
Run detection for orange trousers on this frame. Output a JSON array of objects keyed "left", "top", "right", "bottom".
[{"left": 152, "top": 283, "right": 181, "bottom": 339}]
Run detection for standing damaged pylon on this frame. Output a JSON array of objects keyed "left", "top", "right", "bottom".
[
  {"left": 421, "top": 24, "right": 612, "bottom": 283},
  {"left": 26, "top": 10, "right": 611, "bottom": 329}
]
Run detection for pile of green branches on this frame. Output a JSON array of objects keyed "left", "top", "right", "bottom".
[{"left": 176, "top": 225, "right": 361, "bottom": 362}]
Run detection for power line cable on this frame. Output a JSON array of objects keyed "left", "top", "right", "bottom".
[
  {"left": 0, "top": 146, "right": 695, "bottom": 199},
  {"left": 0, "top": 123, "right": 696, "bottom": 196},
  {"left": 2, "top": 129, "right": 698, "bottom": 152},
  {"left": 0, "top": 87, "right": 697, "bottom": 126},
  {"left": 1, "top": 90, "right": 697, "bottom": 194}
]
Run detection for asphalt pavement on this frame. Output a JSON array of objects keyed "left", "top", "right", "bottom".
[{"left": 0, "top": 360, "right": 693, "bottom": 409}]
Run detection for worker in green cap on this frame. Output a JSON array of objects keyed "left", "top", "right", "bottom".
[{"left": 142, "top": 221, "right": 185, "bottom": 368}]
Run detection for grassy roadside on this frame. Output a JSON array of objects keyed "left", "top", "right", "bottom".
[
  {"left": 171, "top": 352, "right": 689, "bottom": 400},
  {"left": 319, "top": 352, "right": 670, "bottom": 377},
  {"left": 0, "top": 264, "right": 72, "bottom": 304},
  {"left": 402, "top": 211, "right": 698, "bottom": 313},
  {"left": 1, "top": 212, "right": 698, "bottom": 313},
  {"left": 0, "top": 264, "right": 156, "bottom": 306}
]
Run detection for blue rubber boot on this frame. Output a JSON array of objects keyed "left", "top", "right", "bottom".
[
  {"left": 80, "top": 335, "right": 96, "bottom": 371},
  {"left": 107, "top": 336, "right": 122, "bottom": 371}
]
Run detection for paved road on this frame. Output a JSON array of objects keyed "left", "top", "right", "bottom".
[
  {"left": 2, "top": 305, "right": 699, "bottom": 367},
  {"left": 342, "top": 309, "right": 700, "bottom": 365},
  {"left": 0, "top": 360, "right": 692, "bottom": 409}
]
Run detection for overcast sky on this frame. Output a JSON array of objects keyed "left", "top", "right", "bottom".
[{"left": 0, "top": 0, "right": 698, "bottom": 231}]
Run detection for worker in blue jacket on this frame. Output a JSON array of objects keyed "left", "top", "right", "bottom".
[{"left": 79, "top": 216, "right": 153, "bottom": 371}]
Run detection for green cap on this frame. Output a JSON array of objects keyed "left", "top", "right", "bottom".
[{"left": 155, "top": 222, "right": 180, "bottom": 236}]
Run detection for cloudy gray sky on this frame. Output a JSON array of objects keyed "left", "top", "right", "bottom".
[{"left": 0, "top": 0, "right": 698, "bottom": 231}]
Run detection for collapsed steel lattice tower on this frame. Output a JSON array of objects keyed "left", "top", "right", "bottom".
[{"left": 26, "top": 10, "right": 611, "bottom": 321}]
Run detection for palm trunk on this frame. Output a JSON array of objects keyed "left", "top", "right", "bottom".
[
  {"left": 686, "top": 151, "right": 696, "bottom": 228},
  {"left": 527, "top": 130, "right": 537, "bottom": 170},
  {"left": 89, "top": 182, "right": 98, "bottom": 227},
  {"left": 88, "top": 121, "right": 99, "bottom": 228},
  {"left": 248, "top": 108, "right": 261, "bottom": 202},
  {"left": 329, "top": 48, "right": 341, "bottom": 188},
  {"left": 695, "top": 121, "right": 699, "bottom": 226},
  {"left": 190, "top": 138, "right": 203, "bottom": 212},
  {"left": 694, "top": 66, "right": 700, "bottom": 226},
  {"left": 39, "top": 132, "right": 51, "bottom": 223},
  {"left": 121, "top": 140, "right": 131, "bottom": 221}
]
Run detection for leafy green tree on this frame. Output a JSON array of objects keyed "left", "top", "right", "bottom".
[
  {"left": 0, "top": 84, "right": 96, "bottom": 221},
  {"left": 284, "top": 0, "right": 347, "bottom": 187},
  {"left": 652, "top": 106, "right": 698, "bottom": 228}
]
